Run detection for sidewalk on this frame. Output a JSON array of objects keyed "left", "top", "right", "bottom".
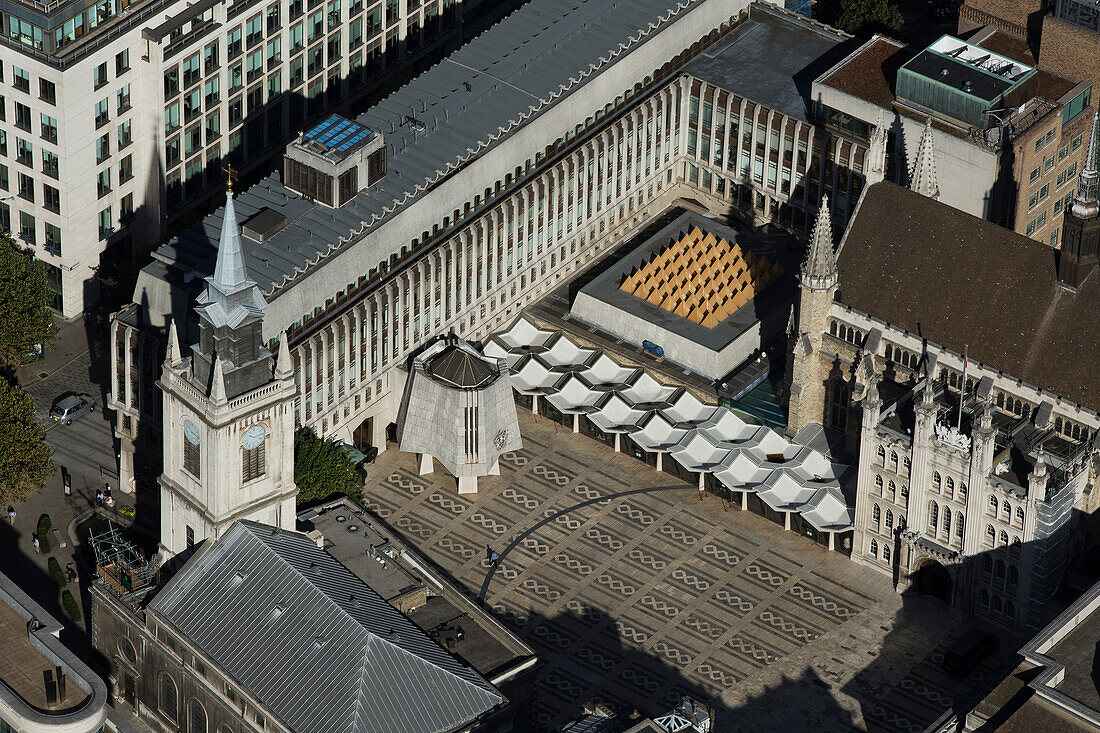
[{"left": 16, "top": 314, "right": 99, "bottom": 392}]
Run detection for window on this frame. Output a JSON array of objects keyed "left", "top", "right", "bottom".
[
  {"left": 931, "top": 471, "right": 941, "bottom": 492},
  {"left": 118, "top": 120, "right": 132, "bottom": 149},
  {"left": 942, "top": 507, "right": 951, "bottom": 535},
  {"left": 267, "top": 72, "right": 282, "bottom": 98},
  {"left": 876, "top": 445, "right": 885, "bottom": 464},
  {"left": 986, "top": 523, "right": 995, "bottom": 542},
  {"left": 309, "top": 9, "right": 324, "bottom": 42},
  {"left": 872, "top": 503, "right": 881, "bottom": 523},
  {"left": 39, "top": 79, "right": 55, "bottom": 105},
  {"left": 204, "top": 78, "right": 220, "bottom": 109},
  {"left": 18, "top": 172, "right": 33, "bottom": 202},
  {"left": 184, "top": 88, "right": 201, "bottom": 122},
  {"left": 206, "top": 112, "right": 220, "bottom": 144},
  {"left": 869, "top": 538, "right": 878, "bottom": 556},
  {"left": 885, "top": 509, "right": 893, "bottom": 529},
  {"left": 119, "top": 154, "right": 132, "bottom": 184},
  {"left": 98, "top": 206, "right": 112, "bottom": 239},
  {"left": 183, "top": 421, "right": 200, "bottom": 477},
  {"left": 13, "top": 66, "right": 29, "bottom": 93},
  {"left": 874, "top": 474, "right": 883, "bottom": 492},
  {"left": 183, "top": 53, "right": 201, "bottom": 88},
  {"left": 242, "top": 425, "right": 266, "bottom": 482},
  {"left": 1039, "top": 183, "right": 1050, "bottom": 202},
  {"left": 93, "top": 62, "right": 108, "bottom": 90},
  {"left": 116, "top": 49, "right": 130, "bottom": 75},
  {"left": 887, "top": 480, "right": 896, "bottom": 498},
  {"left": 40, "top": 114, "right": 57, "bottom": 144},
  {"left": 1037, "top": 211, "right": 1046, "bottom": 228},
  {"left": 41, "top": 149, "right": 58, "bottom": 178},
  {"left": 230, "top": 62, "right": 244, "bottom": 93},
  {"left": 988, "top": 495, "right": 998, "bottom": 512},
  {"left": 164, "top": 67, "right": 179, "bottom": 98},
  {"left": 43, "top": 223, "right": 61, "bottom": 256},
  {"left": 186, "top": 526, "right": 195, "bottom": 550},
  {"left": 159, "top": 674, "right": 178, "bottom": 722},
  {"left": 18, "top": 210, "right": 34, "bottom": 242},
  {"left": 205, "top": 42, "right": 220, "bottom": 74},
  {"left": 956, "top": 513, "right": 964, "bottom": 539},
  {"left": 95, "top": 98, "right": 109, "bottom": 128},
  {"left": 1002, "top": 500, "right": 1011, "bottom": 515},
  {"left": 1008, "top": 565, "right": 1019, "bottom": 588},
  {"left": 882, "top": 544, "right": 890, "bottom": 562},
  {"left": 267, "top": 3, "right": 281, "bottom": 33},
  {"left": 928, "top": 501, "right": 938, "bottom": 530},
  {"left": 15, "top": 137, "right": 31, "bottom": 166},
  {"left": 247, "top": 13, "right": 263, "bottom": 46},
  {"left": 247, "top": 49, "right": 264, "bottom": 82},
  {"left": 1052, "top": 229, "right": 1060, "bottom": 248},
  {"left": 1059, "top": 144, "right": 1068, "bottom": 161},
  {"left": 14, "top": 102, "right": 30, "bottom": 131},
  {"left": 188, "top": 698, "right": 207, "bottom": 733},
  {"left": 1029, "top": 166, "right": 1040, "bottom": 183},
  {"left": 97, "top": 169, "right": 111, "bottom": 197},
  {"left": 43, "top": 184, "right": 59, "bottom": 213},
  {"left": 1015, "top": 506, "right": 1024, "bottom": 525},
  {"left": 1073, "top": 134, "right": 1083, "bottom": 151},
  {"left": 267, "top": 38, "right": 282, "bottom": 67},
  {"left": 228, "top": 26, "right": 243, "bottom": 59},
  {"left": 944, "top": 476, "right": 954, "bottom": 496},
  {"left": 165, "top": 101, "right": 180, "bottom": 134},
  {"left": 1044, "top": 155, "right": 1055, "bottom": 173},
  {"left": 96, "top": 133, "right": 110, "bottom": 163},
  {"left": 120, "top": 192, "right": 134, "bottom": 222},
  {"left": 185, "top": 124, "right": 202, "bottom": 156},
  {"left": 228, "top": 97, "right": 243, "bottom": 127},
  {"left": 889, "top": 450, "right": 898, "bottom": 473},
  {"left": 1026, "top": 220, "right": 1036, "bottom": 236}
]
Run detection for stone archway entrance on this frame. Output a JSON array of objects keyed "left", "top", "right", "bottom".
[{"left": 913, "top": 559, "right": 952, "bottom": 604}]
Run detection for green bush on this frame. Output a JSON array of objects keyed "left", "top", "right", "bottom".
[
  {"left": 36, "top": 514, "right": 51, "bottom": 554},
  {"left": 61, "top": 590, "right": 80, "bottom": 623},
  {"left": 47, "top": 557, "right": 65, "bottom": 587},
  {"left": 294, "top": 428, "right": 365, "bottom": 506}
]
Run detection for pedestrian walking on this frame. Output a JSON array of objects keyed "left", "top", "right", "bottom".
[
  {"left": 490, "top": 551, "right": 499, "bottom": 564},
  {"left": 6, "top": 506, "right": 14, "bottom": 526},
  {"left": 32, "top": 534, "right": 40, "bottom": 554},
  {"left": 485, "top": 544, "right": 493, "bottom": 561},
  {"left": 65, "top": 564, "right": 77, "bottom": 583}
]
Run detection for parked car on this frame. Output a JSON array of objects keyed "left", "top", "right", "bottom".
[
  {"left": 942, "top": 629, "right": 999, "bottom": 677},
  {"left": 50, "top": 394, "right": 96, "bottom": 425}
]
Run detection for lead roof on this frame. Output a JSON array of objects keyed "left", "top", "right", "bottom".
[
  {"left": 149, "top": 521, "right": 504, "bottom": 733},
  {"left": 157, "top": 0, "right": 703, "bottom": 301}
]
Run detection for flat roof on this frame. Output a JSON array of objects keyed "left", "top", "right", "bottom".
[
  {"left": 0, "top": 601, "right": 88, "bottom": 710},
  {"left": 902, "top": 50, "right": 1017, "bottom": 102},
  {"left": 1046, "top": 608, "right": 1100, "bottom": 710},
  {"left": 295, "top": 115, "right": 376, "bottom": 162},
  {"left": 575, "top": 211, "right": 797, "bottom": 353},
  {"left": 154, "top": 0, "right": 706, "bottom": 300},
  {"left": 682, "top": 5, "right": 855, "bottom": 122}
]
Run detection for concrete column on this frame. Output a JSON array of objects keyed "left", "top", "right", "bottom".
[
  {"left": 784, "top": 511, "right": 792, "bottom": 531},
  {"left": 828, "top": 532, "right": 836, "bottom": 551},
  {"left": 109, "top": 320, "right": 119, "bottom": 402},
  {"left": 397, "top": 272, "right": 407, "bottom": 356},
  {"left": 418, "top": 453, "right": 433, "bottom": 475},
  {"left": 123, "top": 327, "right": 133, "bottom": 409},
  {"left": 572, "top": 412, "right": 579, "bottom": 433},
  {"left": 741, "top": 491, "right": 748, "bottom": 511},
  {"left": 656, "top": 452, "right": 663, "bottom": 472},
  {"left": 614, "top": 432, "right": 620, "bottom": 452},
  {"left": 118, "top": 447, "right": 134, "bottom": 494},
  {"left": 532, "top": 393, "right": 538, "bottom": 414},
  {"left": 318, "top": 331, "right": 328, "bottom": 407},
  {"left": 339, "top": 316, "right": 350, "bottom": 397},
  {"left": 446, "top": 239, "right": 456, "bottom": 320},
  {"left": 546, "top": 167, "right": 556, "bottom": 247}
]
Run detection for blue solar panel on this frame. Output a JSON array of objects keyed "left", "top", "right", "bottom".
[{"left": 302, "top": 114, "right": 373, "bottom": 155}]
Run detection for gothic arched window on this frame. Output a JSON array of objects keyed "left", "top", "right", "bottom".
[
  {"left": 872, "top": 503, "right": 881, "bottom": 523},
  {"left": 1002, "top": 500, "right": 1011, "bottom": 515},
  {"left": 988, "top": 495, "right": 998, "bottom": 513},
  {"left": 889, "top": 451, "right": 899, "bottom": 473},
  {"left": 883, "top": 544, "right": 891, "bottom": 562},
  {"left": 983, "top": 555, "right": 993, "bottom": 576},
  {"left": 942, "top": 507, "right": 951, "bottom": 535},
  {"left": 928, "top": 501, "right": 938, "bottom": 530},
  {"left": 242, "top": 425, "right": 267, "bottom": 483},
  {"left": 183, "top": 420, "right": 200, "bottom": 479},
  {"left": 1015, "top": 507, "right": 1024, "bottom": 526},
  {"left": 888, "top": 480, "right": 896, "bottom": 499},
  {"left": 986, "top": 524, "right": 995, "bottom": 542},
  {"left": 188, "top": 699, "right": 208, "bottom": 733},
  {"left": 945, "top": 476, "right": 954, "bottom": 496},
  {"left": 1008, "top": 565, "right": 1019, "bottom": 588},
  {"left": 869, "top": 538, "right": 878, "bottom": 556},
  {"left": 877, "top": 445, "right": 886, "bottom": 465},
  {"left": 931, "top": 471, "right": 941, "bottom": 492},
  {"left": 875, "top": 474, "right": 883, "bottom": 492},
  {"left": 999, "top": 529, "right": 1009, "bottom": 545},
  {"left": 885, "top": 509, "right": 894, "bottom": 529},
  {"left": 956, "top": 513, "right": 964, "bottom": 539}
]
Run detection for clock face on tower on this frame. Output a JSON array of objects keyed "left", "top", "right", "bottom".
[
  {"left": 493, "top": 429, "right": 508, "bottom": 449},
  {"left": 243, "top": 424, "right": 266, "bottom": 449},
  {"left": 184, "top": 420, "right": 200, "bottom": 445}
]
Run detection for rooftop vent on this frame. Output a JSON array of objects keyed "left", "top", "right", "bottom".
[
  {"left": 270, "top": 604, "right": 284, "bottom": 620},
  {"left": 314, "top": 635, "right": 326, "bottom": 650},
  {"left": 242, "top": 208, "right": 289, "bottom": 242},
  {"left": 284, "top": 114, "right": 386, "bottom": 208},
  {"left": 231, "top": 571, "right": 247, "bottom": 586}
]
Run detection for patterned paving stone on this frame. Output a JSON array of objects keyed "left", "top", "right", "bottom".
[{"left": 364, "top": 412, "right": 1006, "bottom": 732}]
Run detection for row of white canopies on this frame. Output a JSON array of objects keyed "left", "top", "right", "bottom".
[{"left": 483, "top": 316, "right": 854, "bottom": 533}]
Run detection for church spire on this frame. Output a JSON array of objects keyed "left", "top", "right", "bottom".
[
  {"left": 800, "top": 194, "right": 837, "bottom": 292},
  {"left": 1072, "top": 112, "right": 1099, "bottom": 219},
  {"left": 165, "top": 319, "right": 181, "bottom": 366},
  {"left": 909, "top": 118, "right": 939, "bottom": 200},
  {"left": 209, "top": 354, "right": 227, "bottom": 403},
  {"left": 275, "top": 332, "right": 293, "bottom": 379},
  {"left": 211, "top": 191, "right": 249, "bottom": 295}
]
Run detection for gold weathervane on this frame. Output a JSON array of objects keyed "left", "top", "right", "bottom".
[{"left": 223, "top": 163, "right": 238, "bottom": 193}]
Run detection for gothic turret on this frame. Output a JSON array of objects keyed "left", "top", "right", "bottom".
[
  {"left": 800, "top": 195, "right": 838, "bottom": 292},
  {"left": 909, "top": 119, "right": 939, "bottom": 200},
  {"left": 1058, "top": 112, "right": 1100, "bottom": 290},
  {"left": 191, "top": 189, "right": 273, "bottom": 398}
]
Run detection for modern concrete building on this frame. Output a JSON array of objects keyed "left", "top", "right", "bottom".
[
  {"left": 814, "top": 25, "right": 1093, "bottom": 247},
  {"left": 109, "top": 0, "right": 767, "bottom": 497},
  {"left": 785, "top": 158, "right": 1100, "bottom": 629},
  {"left": 0, "top": 572, "right": 111, "bottom": 733},
  {"left": 0, "top": 0, "right": 483, "bottom": 316}
]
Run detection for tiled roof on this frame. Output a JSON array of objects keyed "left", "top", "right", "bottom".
[
  {"left": 159, "top": 0, "right": 710, "bottom": 299},
  {"left": 837, "top": 181, "right": 1100, "bottom": 414},
  {"left": 149, "top": 521, "right": 504, "bottom": 733}
]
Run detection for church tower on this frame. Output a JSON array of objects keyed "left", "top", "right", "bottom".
[
  {"left": 157, "top": 184, "right": 298, "bottom": 561},
  {"left": 1058, "top": 112, "right": 1100, "bottom": 290},
  {"left": 786, "top": 196, "right": 839, "bottom": 434}
]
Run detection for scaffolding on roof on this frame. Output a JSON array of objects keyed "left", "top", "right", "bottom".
[{"left": 89, "top": 523, "right": 158, "bottom": 607}]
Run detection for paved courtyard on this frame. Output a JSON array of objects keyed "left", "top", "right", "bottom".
[{"left": 365, "top": 411, "right": 1015, "bottom": 732}]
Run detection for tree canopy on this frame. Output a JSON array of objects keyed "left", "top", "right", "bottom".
[
  {"left": 0, "top": 377, "right": 53, "bottom": 504},
  {"left": 817, "top": 0, "right": 904, "bottom": 37},
  {"left": 0, "top": 235, "right": 54, "bottom": 367},
  {"left": 294, "top": 428, "right": 365, "bottom": 505}
]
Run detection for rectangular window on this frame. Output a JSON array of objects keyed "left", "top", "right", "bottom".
[
  {"left": 1045, "top": 156, "right": 1055, "bottom": 173},
  {"left": 1029, "top": 167, "right": 1040, "bottom": 183},
  {"left": 96, "top": 133, "right": 110, "bottom": 163},
  {"left": 307, "top": 45, "right": 323, "bottom": 77},
  {"left": 95, "top": 99, "right": 109, "bottom": 128},
  {"left": 186, "top": 526, "right": 194, "bottom": 549},
  {"left": 206, "top": 111, "right": 220, "bottom": 143},
  {"left": 39, "top": 79, "right": 55, "bottom": 105},
  {"left": 98, "top": 207, "right": 112, "bottom": 239},
  {"left": 40, "top": 114, "right": 56, "bottom": 144},
  {"left": 266, "top": 72, "right": 282, "bottom": 98},
  {"left": 247, "top": 84, "right": 263, "bottom": 114},
  {"left": 0, "top": 164, "right": 7, "bottom": 190},
  {"left": 115, "top": 49, "right": 130, "bottom": 75},
  {"left": 14, "top": 102, "right": 30, "bottom": 131},
  {"left": 308, "top": 10, "right": 324, "bottom": 42},
  {"left": 41, "top": 149, "right": 58, "bottom": 178},
  {"left": 205, "top": 41, "right": 220, "bottom": 74},
  {"left": 164, "top": 67, "right": 179, "bottom": 97},
  {"left": 18, "top": 210, "right": 34, "bottom": 243},
  {"left": 1037, "top": 211, "right": 1047, "bottom": 228},
  {"left": 165, "top": 101, "right": 180, "bottom": 134},
  {"left": 97, "top": 168, "right": 111, "bottom": 197},
  {"left": 350, "top": 18, "right": 362, "bottom": 48},
  {"left": 247, "top": 49, "right": 264, "bottom": 82},
  {"left": 185, "top": 124, "right": 202, "bottom": 156},
  {"left": 1028, "top": 192, "right": 1038, "bottom": 209},
  {"left": 43, "top": 223, "right": 61, "bottom": 255},
  {"left": 43, "top": 183, "right": 59, "bottom": 213},
  {"left": 118, "top": 120, "right": 132, "bottom": 149},
  {"left": 228, "top": 26, "right": 242, "bottom": 59},
  {"left": 205, "top": 77, "right": 220, "bottom": 108},
  {"left": 228, "top": 96, "right": 243, "bottom": 126},
  {"left": 120, "top": 192, "right": 134, "bottom": 221},
  {"left": 184, "top": 88, "right": 201, "bottom": 122},
  {"left": 166, "top": 136, "right": 180, "bottom": 167},
  {"left": 13, "top": 66, "right": 29, "bottom": 93},
  {"left": 15, "top": 137, "right": 31, "bottom": 166},
  {"left": 93, "top": 62, "right": 108, "bottom": 90},
  {"left": 247, "top": 13, "right": 263, "bottom": 46},
  {"left": 1059, "top": 144, "right": 1069, "bottom": 161},
  {"left": 267, "top": 3, "right": 281, "bottom": 33},
  {"left": 290, "top": 57, "right": 304, "bottom": 87},
  {"left": 1051, "top": 228, "right": 1059, "bottom": 248},
  {"left": 230, "top": 62, "right": 243, "bottom": 93},
  {"left": 291, "top": 22, "right": 304, "bottom": 52},
  {"left": 266, "top": 38, "right": 281, "bottom": 67},
  {"left": 242, "top": 442, "right": 265, "bottom": 482},
  {"left": 18, "top": 172, "right": 33, "bottom": 202},
  {"left": 1026, "top": 219, "right": 1036, "bottom": 235},
  {"left": 327, "top": 32, "right": 341, "bottom": 64},
  {"left": 119, "top": 153, "right": 132, "bottom": 183}
]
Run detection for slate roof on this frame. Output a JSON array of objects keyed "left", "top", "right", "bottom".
[
  {"left": 837, "top": 181, "right": 1100, "bottom": 414},
  {"left": 159, "top": 0, "right": 706, "bottom": 299},
  {"left": 149, "top": 521, "right": 504, "bottom": 733}
]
